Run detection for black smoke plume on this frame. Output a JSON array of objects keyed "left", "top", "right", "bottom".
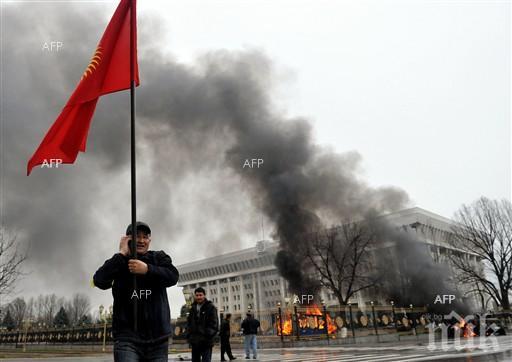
[{"left": 2, "top": 3, "right": 458, "bottom": 309}]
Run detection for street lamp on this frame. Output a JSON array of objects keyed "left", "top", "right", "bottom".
[
  {"left": 321, "top": 299, "right": 329, "bottom": 344},
  {"left": 409, "top": 304, "right": 417, "bottom": 337},
  {"left": 184, "top": 291, "right": 192, "bottom": 307},
  {"left": 390, "top": 301, "right": 397, "bottom": 333},
  {"left": 22, "top": 318, "right": 33, "bottom": 352},
  {"left": 277, "top": 302, "right": 283, "bottom": 343},
  {"left": 99, "top": 304, "right": 112, "bottom": 352},
  {"left": 348, "top": 303, "right": 355, "bottom": 341},
  {"left": 370, "top": 301, "right": 378, "bottom": 339}
]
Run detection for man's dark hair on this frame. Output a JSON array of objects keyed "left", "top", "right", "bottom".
[
  {"left": 225, "top": 313, "right": 232, "bottom": 319},
  {"left": 194, "top": 287, "right": 206, "bottom": 294}
]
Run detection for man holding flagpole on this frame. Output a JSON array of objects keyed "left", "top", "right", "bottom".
[
  {"left": 27, "top": 0, "right": 182, "bottom": 360},
  {"left": 94, "top": 222, "right": 179, "bottom": 361}
]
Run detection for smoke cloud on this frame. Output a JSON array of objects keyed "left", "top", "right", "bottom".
[{"left": 2, "top": 3, "right": 457, "bottom": 310}]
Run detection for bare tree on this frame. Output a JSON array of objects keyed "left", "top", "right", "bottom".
[
  {"left": 34, "top": 294, "right": 47, "bottom": 324},
  {"left": 66, "top": 293, "right": 91, "bottom": 326},
  {"left": 0, "top": 229, "right": 27, "bottom": 296},
  {"left": 41, "top": 294, "right": 59, "bottom": 326},
  {"left": 449, "top": 197, "right": 512, "bottom": 310},
  {"left": 25, "top": 296, "right": 35, "bottom": 321},
  {"left": 8, "top": 297, "right": 26, "bottom": 329},
  {"left": 302, "top": 221, "right": 378, "bottom": 306}
]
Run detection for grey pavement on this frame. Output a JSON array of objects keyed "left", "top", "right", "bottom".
[{"left": 3, "top": 336, "right": 512, "bottom": 361}]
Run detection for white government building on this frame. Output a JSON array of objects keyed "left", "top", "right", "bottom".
[{"left": 177, "top": 207, "right": 481, "bottom": 319}]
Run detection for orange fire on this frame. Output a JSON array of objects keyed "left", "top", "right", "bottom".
[
  {"left": 453, "top": 318, "right": 476, "bottom": 338},
  {"left": 277, "top": 304, "right": 338, "bottom": 336},
  {"left": 305, "top": 304, "right": 338, "bottom": 335},
  {"left": 458, "top": 319, "right": 476, "bottom": 338},
  {"left": 277, "top": 313, "right": 293, "bottom": 336}
]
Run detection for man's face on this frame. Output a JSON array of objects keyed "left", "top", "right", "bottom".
[
  {"left": 194, "top": 292, "right": 205, "bottom": 304},
  {"left": 135, "top": 231, "right": 151, "bottom": 255}
]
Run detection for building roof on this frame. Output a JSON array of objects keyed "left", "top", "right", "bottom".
[
  {"left": 177, "top": 240, "right": 278, "bottom": 275},
  {"left": 177, "top": 207, "right": 455, "bottom": 272}
]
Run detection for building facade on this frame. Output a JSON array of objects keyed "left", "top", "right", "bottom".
[
  {"left": 177, "top": 207, "right": 482, "bottom": 321},
  {"left": 178, "top": 240, "right": 291, "bottom": 318}
]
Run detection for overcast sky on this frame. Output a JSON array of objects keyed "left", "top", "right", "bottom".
[{"left": 1, "top": 0, "right": 509, "bottom": 318}]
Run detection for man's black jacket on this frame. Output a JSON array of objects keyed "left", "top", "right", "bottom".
[
  {"left": 186, "top": 299, "right": 219, "bottom": 347},
  {"left": 241, "top": 317, "right": 260, "bottom": 335},
  {"left": 93, "top": 251, "right": 179, "bottom": 344},
  {"left": 219, "top": 319, "right": 231, "bottom": 341}
]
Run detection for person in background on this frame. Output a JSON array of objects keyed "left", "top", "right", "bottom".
[
  {"left": 240, "top": 313, "right": 260, "bottom": 360},
  {"left": 186, "top": 287, "right": 219, "bottom": 362},
  {"left": 220, "top": 313, "right": 236, "bottom": 361}
]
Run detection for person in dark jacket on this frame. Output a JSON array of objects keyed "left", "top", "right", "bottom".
[
  {"left": 93, "top": 221, "right": 180, "bottom": 362},
  {"left": 241, "top": 313, "right": 260, "bottom": 360},
  {"left": 186, "top": 287, "right": 219, "bottom": 362},
  {"left": 220, "top": 313, "right": 236, "bottom": 361}
]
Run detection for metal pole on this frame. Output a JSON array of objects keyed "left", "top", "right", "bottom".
[
  {"left": 129, "top": 0, "right": 138, "bottom": 333},
  {"left": 371, "top": 302, "right": 378, "bottom": 341},
  {"left": 22, "top": 322, "right": 28, "bottom": 352},
  {"left": 102, "top": 318, "right": 107, "bottom": 352},
  {"left": 391, "top": 301, "right": 398, "bottom": 340},
  {"left": 278, "top": 304, "right": 283, "bottom": 343},
  {"left": 293, "top": 305, "right": 300, "bottom": 341},
  {"left": 410, "top": 304, "right": 417, "bottom": 338},
  {"left": 348, "top": 304, "right": 355, "bottom": 341},
  {"left": 322, "top": 303, "right": 329, "bottom": 345}
]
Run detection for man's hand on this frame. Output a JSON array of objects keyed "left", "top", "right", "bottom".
[
  {"left": 128, "top": 259, "right": 148, "bottom": 275},
  {"left": 119, "top": 236, "right": 131, "bottom": 256}
]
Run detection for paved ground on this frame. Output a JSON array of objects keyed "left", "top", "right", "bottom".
[{"left": 2, "top": 336, "right": 512, "bottom": 361}]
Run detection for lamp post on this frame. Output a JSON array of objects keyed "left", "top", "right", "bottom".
[
  {"left": 321, "top": 299, "right": 329, "bottom": 344},
  {"left": 277, "top": 302, "right": 283, "bottom": 343},
  {"left": 293, "top": 301, "right": 300, "bottom": 341},
  {"left": 348, "top": 303, "right": 355, "bottom": 341},
  {"left": 22, "top": 318, "right": 32, "bottom": 352},
  {"left": 391, "top": 300, "right": 398, "bottom": 335},
  {"left": 37, "top": 323, "right": 42, "bottom": 345},
  {"left": 184, "top": 291, "right": 192, "bottom": 307},
  {"left": 371, "top": 301, "right": 378, "bottom": 340},
  {"left": 99, "top": 305, "right": 111, "bottom": 352},
  {"left": 409, "top": 304, "right": 417, "bottom": 337},
  {"left": 390, "top": 301, "right": 395, "bottom": 325},
  {"left": 99, "top": 305, "right": 105, "bottom": 352}
]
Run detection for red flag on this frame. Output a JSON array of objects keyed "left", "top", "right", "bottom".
[{"left": 27, "top": 0, "right": 139, "bottom": 175}]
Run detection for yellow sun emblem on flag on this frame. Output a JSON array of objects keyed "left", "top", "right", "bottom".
[{"left": 81, "top": 46, "right": 103, "bottom": 80}]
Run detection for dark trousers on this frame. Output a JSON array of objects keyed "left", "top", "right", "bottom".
[
  {"left": 191, "top": 344, "right": 212, "bottom": 362},
  {"left": 221, "top": 337, "right": 234, "bottom": 360},
  {"left": 113, "top": 339, "right": 168, "bottom": 362}
]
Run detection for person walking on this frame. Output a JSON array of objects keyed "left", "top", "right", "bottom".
[
  {"left": 241, "top": 313, "right": 260, "bottom": 360},
  {"left": 186, "top": 287, "right": 219, "bottom": 362},
  {"left": 220, "top": 313, "right": 236, "bottom": 361}
]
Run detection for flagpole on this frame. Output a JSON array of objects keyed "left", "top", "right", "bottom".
[{"left": 130, "top": 0, "right": 138, "bottom": 332}]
